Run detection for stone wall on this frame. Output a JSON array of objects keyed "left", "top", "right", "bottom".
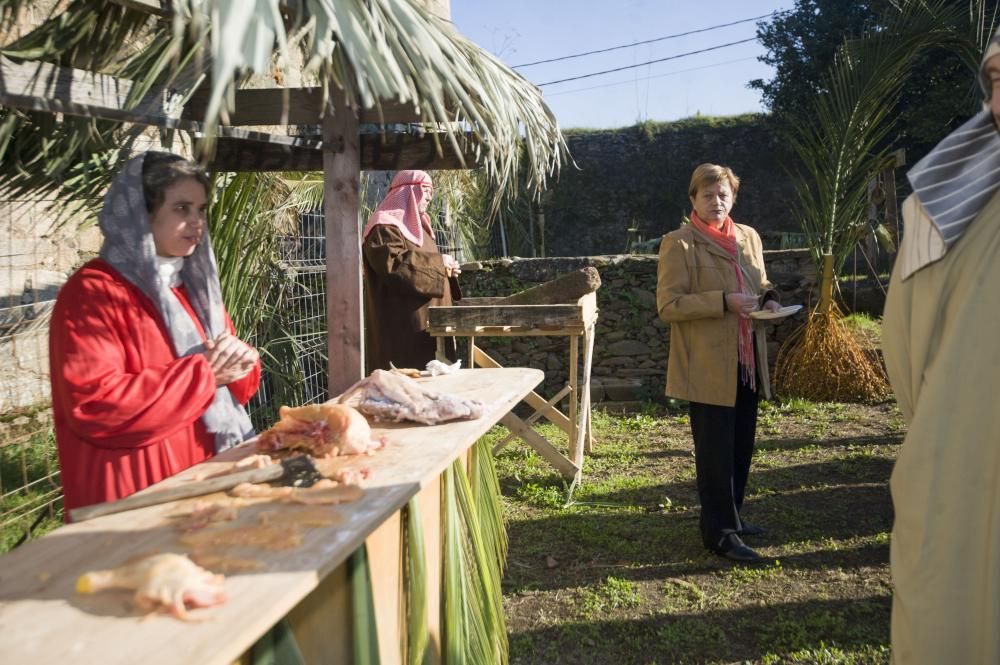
[
  {"left": 456, "top": 251, "right": 816, "bottom": 407},
  {"left": 542, "top": 115, "right": 803, "bottom": 256},
  {"left": 0, "top": 199, "right": 101, "bottom": 412}
]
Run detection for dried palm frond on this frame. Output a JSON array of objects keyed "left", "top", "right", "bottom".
[
  {"left": 171, "top": 0, "right": 566, "bottom": 207},
  {"left": 774, "top": 305, "right": 890, "bottom": 404}
]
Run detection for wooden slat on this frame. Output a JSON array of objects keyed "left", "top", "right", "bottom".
[
  {"left": 568, "top": 334, "right": 579, "bottom": 466},
  {"left": 492, "top": 384, "right": 572, "bottom": 454},
  {"left": 500, "top": 412, "right": 579, "bottom": 480},
  {"left": 324, "top": 94, "right": 364, "bottom": 396},
  {"left": 204, "top": 132, "right": 479, "bottom": 172},
  {"left": 0, "top": 55, "right": 189, "bottom": 127},
  {"left": 472, "top": 346, "right": 572, "bottom": 434},
  {"left": 428, "top": 303, "right": 584, "bottom": 330},
  {"left": 183, "top": 87, "right": 443, "bottom": 126}
]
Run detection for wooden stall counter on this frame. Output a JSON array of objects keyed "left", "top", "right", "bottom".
[{"left": 0, "top": 367, "right": 542, "bottom": 665}]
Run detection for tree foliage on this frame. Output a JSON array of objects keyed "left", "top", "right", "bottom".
[{"left": 752, "top": 0, "right": 1000, "bottom": 161}]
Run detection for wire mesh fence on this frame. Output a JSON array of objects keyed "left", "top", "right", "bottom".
[
  {"left": 0, "top": 199, "right": 67, "bottom": 551},
  {"left": 246, "top": 209, "right": 331, "bottom": 429}
]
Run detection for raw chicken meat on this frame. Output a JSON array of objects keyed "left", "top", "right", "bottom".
[
  {"left": 192, "top": 454, "right": 276, "bottom": 481},
  {"left": 338, "top": 369, "right": 486, "bottom": 425},
  {"left": 257, "top": 403, "right": 380, "bottom": 457},
  {"left": 229, "top": 482, "right": 294, "bottom": 499},
  {"left": 76, "top": 553, "right": 226, "bottom": 620},
  {"left": 174, "top": 501, "right": 239, "bottom": 532}
]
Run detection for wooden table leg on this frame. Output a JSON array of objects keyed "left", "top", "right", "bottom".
[
  {"left": 469, "top": 336, "right": 476, "bottom": 369},
  {"left": 582, "top": 324, "right": 596, "bottom": 455},
  {"left": 436, "top": 337, "right": 446, "bottom": 363},
  {"left": 568, "top": 334, "right": 580, "bottom": 467}
]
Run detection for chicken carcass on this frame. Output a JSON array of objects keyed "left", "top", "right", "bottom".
[
  {"left": 338, "top": 369, "right": 485, "bottom": 425},
  {"left": 257, "top": 402, "right": 380, "bottom": 457},
  {"left": 76, "top": 553, "right": 226, "bottom": 620}
]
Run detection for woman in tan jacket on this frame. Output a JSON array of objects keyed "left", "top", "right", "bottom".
[{"left": 656, "top": 163, "right": 781, "bottom": 563}]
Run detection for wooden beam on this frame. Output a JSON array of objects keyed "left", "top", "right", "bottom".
[
  {"left": 324, "top": 93, "right": 364, "bottom": 396},
  {"left": 106, "top": 0, "right": 171, "bottom": 16},
  {"left": 205, "top": 132, "right": 479, "bottom": 172},
  {"left": 500, "top": 412, "right": 580, "bottom": 480},
  {"left": 0, "top": 55, "right": 188, "bottom": 127},
  {"left": 183, "top": 87, "right": 439, "bottom": 126},
  {"left": 361, "top": 132, "right": 476, "bottom": 171}
]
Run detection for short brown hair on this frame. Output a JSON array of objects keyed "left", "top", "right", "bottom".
[
  {"left": 688, "top": 163, "right": 740, "bottom": 201},
  {"left": 142, "top": 152, "right": 210, "bottom": 213}
]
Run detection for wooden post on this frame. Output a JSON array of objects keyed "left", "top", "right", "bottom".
[
  {"left": 568, "top": 334, "right": 579, "bottom": 464},
  {"left": 324, "top": 91, "right": 364, "bottom": 396}
]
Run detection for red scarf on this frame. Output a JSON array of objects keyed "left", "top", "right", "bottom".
[{"left": 690, "top": 212, "right": 756, "bottom": 390}]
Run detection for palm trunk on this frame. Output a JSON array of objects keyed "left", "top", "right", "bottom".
[{"left": 818, "top": 253, "right": 835, "bottom": 314}]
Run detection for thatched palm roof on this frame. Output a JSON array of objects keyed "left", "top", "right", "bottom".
[{"left": 0, "top": 0, "right": 566, "bottom": 210}]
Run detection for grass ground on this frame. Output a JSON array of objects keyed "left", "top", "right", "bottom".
[{"left": 485, "top": 398, "right": 904, "bottom": 665}]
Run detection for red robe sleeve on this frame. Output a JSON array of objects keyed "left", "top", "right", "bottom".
[{"left": 50, "top": 271, "right": 219, "bottom": 449}]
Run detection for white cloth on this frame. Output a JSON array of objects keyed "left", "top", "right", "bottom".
[{"left": 156, "top": 255, "right": 184, "bottom": 288}]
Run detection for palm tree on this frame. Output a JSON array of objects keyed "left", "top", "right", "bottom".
[{"left": 774, "top": 0, "right": 997, "bottom": 402}]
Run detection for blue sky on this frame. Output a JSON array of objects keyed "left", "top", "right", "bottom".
[{"left": 451, "top": 1, "right": 792, "bottom": 130}]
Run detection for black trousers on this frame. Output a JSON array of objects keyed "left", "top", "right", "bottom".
[{"left": 688, "top": 367, "right": 759, "bottom": 550}]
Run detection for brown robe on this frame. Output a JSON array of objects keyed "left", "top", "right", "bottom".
[{"left": 362, "top": 224, "right": 460, "bottom": 372}]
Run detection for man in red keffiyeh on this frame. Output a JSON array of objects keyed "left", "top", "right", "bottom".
[
  {"left": 362, "top": 170, "right": 461, "bottom": 372},
  {"left": 657, "top": 163, "right": 781, "bottom": 563}
]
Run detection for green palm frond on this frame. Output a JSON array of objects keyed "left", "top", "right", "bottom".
[
  {"left": 349, "top": 544, "right": 382, "bottom": 665},
  {"left": 402, "top": 498, "right": 430, "bottom": 665},
  {"left": 471, "top": 439, "right": 508, "bottom": 580},
  {"left": 442, "top": 459, "right": 507, "bottom": 665},
  {"left": 786, "top": 0, "right": 969, "bottom": 282}
]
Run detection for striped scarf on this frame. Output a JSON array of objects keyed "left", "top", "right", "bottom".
[
  {"left": 901, "top": 29, "right": 1000, "bottom": 279},
  {"left": 690, "top": 212, "right": 756, "bottom": 390}
]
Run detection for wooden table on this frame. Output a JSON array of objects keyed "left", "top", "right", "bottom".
[
  {"left": 428, "top": 293, "right": 597, "bottom": 484},
  {"left": 0, "top": 367, "right": 542, "bottom": 665}
]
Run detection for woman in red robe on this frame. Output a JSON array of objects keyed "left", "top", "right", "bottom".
[{"left": 49, "top": 152, "right": 261, "bottom": 515}]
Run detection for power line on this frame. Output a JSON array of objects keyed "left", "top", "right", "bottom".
[
  {"left": 544, "top": 57, "right": 758, "bottom": 97},
  {"left": 536, "top": 37, "right": 759, "bottom": 87},
  {"left": 512, "top": 11, "right": 784, "bottom": 69}
]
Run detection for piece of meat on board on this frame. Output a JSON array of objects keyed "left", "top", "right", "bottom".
[
  {"left": 257, "top": 403, "right": 379, "bottom": 457},
  {"left": 76, "top": 553, "right": 226, "bottom": 620},
  {"left": 338, "top": 369, "right": 486, "bottom": 425}
]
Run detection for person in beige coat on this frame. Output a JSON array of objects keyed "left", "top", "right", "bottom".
[
  {"left": 657, "top": 163, "right": 781, "bottom": 563},
  {"left": 882, "top": 30, "right": 1000, "bottom": 665}
]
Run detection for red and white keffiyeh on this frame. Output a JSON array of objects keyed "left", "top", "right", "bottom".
[{"left": 362, "top": 170, "right": 434, "bottom": 245}]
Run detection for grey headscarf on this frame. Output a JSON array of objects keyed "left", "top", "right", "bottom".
[
  {"left": 903, "top": 29, "right": 1000, "bottom": 278},
  {"left": 98, "top": 152, "right": 254, "bottom": 452}
]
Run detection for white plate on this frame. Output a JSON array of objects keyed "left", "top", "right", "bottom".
[{"left": 749, "top": 304, "right": 803, "bottom": 320}]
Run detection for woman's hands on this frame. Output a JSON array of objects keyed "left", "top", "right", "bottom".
[
  {"left": 725, "top": 292, "right": 759, "bottom": 318},
  {"left": 203, "top": 332, "right": 258, "bottom": 386},
  {"left": 442, "top": 253, "right": 462, "bottom": 278},
  {"left": 726, "top": 293, "right": 783, "bottom": 318}
]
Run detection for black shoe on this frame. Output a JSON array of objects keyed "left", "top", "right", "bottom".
[
  {"left": 713, "top": 534, "right": 762, "bottom": 563},
  {"left": 739, "top": 521, "right": 765, "bottom": 537}
]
